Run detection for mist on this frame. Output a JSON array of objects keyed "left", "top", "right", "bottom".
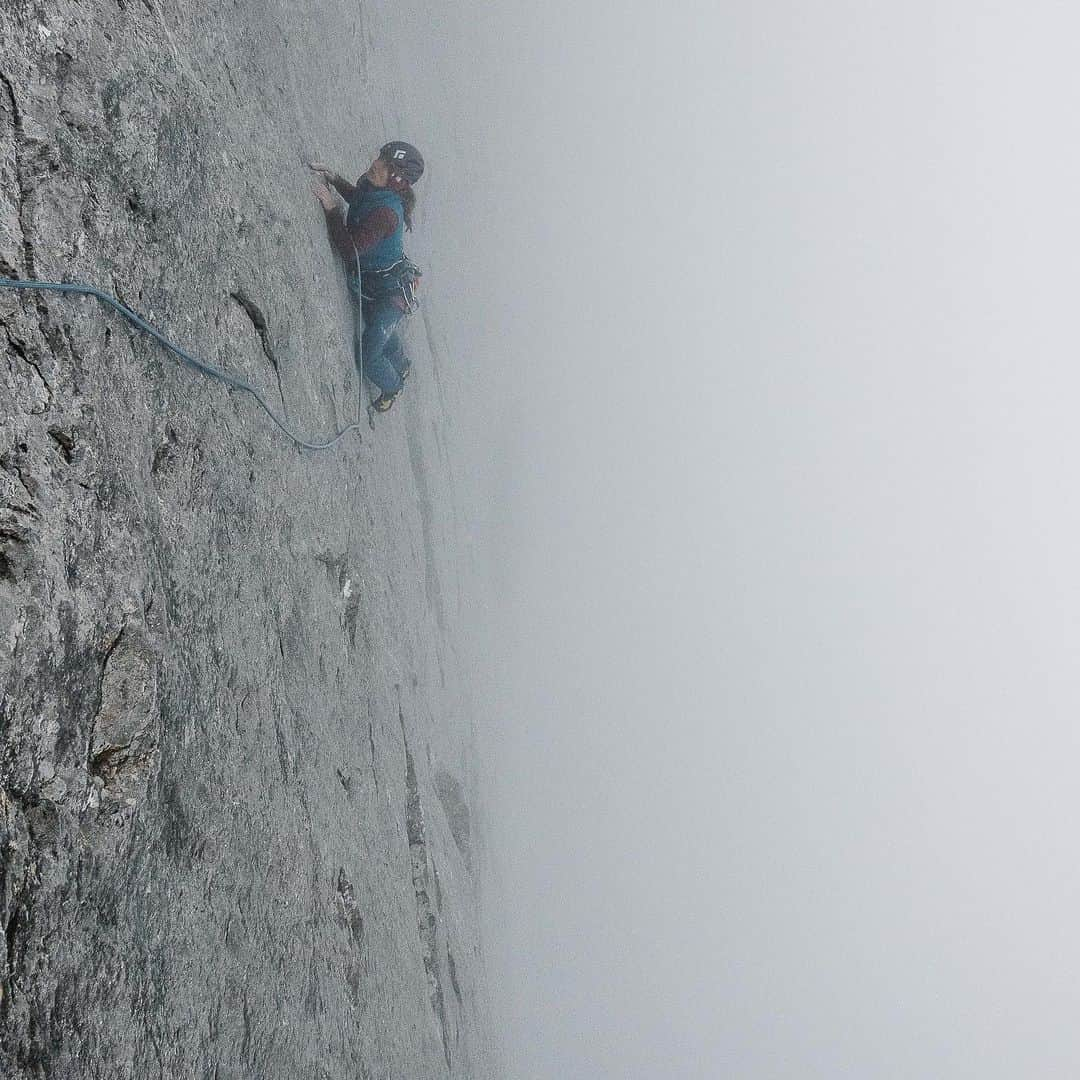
[{"left": 372, "top": 1, "right": 1080, "bottom": 1075}]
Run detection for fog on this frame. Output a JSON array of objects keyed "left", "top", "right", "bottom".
[{"left": 372, "top": 2, "right": 1080, "bottom": 1075}]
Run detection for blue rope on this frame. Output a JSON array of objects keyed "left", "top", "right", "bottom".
[{"left": 0, "top": 277, "right": 364, "bottom": 451}]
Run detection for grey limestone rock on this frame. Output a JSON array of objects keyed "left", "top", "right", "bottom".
[{"left": 0, "top": 2, "right": 493, "bottom": 1076}]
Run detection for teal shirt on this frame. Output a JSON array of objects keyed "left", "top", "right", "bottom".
[{"left": 346, "top": 184, "right": 405, "bottom": 273}]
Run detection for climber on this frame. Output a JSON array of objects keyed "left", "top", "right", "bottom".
[{"left": 310, "top": 142, "right": 424, "bottom": 414}]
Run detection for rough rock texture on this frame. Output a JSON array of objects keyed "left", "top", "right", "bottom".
[{"left": 0, "top": 2, "right": 491, "bottom": 1076}]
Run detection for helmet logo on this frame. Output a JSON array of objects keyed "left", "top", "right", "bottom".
[{"left": 393, "top": 149, "right": 407, "bottom": 159}]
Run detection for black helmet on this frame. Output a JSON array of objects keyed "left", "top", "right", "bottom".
[{"left": 380, "top": 141, "right": 424, "bottom": 184}]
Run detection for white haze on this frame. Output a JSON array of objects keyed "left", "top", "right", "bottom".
[{"left": 370, "top": 2, "right": 1080, "bottom": 1076}]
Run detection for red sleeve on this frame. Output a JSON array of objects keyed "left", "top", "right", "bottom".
[
  {"left": 323, "top": 204, "right": 399, "bottom": 262},
  {"left": 330, "top": 174, "right": 357, "bottom": 200}
]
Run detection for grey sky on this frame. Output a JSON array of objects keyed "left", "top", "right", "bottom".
[{"left": 375, "top": 1, "right": 1080, "bottom": 1075}]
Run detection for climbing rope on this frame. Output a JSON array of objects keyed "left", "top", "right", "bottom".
[{"left": 0, "top": 277, "right": 364, "bottom": 451}]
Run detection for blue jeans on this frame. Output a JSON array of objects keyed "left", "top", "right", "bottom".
[{"left": 354, "top": 297, "right": 409, "bottom": 397}]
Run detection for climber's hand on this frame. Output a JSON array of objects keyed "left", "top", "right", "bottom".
[{"left": 312, "top": 180, "right": 337, "bottom": 211}]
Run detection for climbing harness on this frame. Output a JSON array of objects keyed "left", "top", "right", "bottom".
[
  {"left": 352, "top": 251, "right": 422, "bottom": 315},
  {"left": 0, "top": 277, "right": 364, "bottom": 451}
]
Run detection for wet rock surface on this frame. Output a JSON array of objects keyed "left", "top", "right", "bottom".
[{"left": 0, "top": 2, "right": 491, "bottom": 1076}]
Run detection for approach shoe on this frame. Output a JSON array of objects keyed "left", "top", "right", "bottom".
[{"left": 372, "top": 390, "right": 399, "bottom": 413}]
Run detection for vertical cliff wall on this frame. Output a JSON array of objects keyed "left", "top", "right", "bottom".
[{"left": 0, "top": 1, "right": 491, "bottom": 1075}]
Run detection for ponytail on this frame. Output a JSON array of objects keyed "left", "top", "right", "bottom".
[
  {"left": 397, "top": 183, "right": 416, "bottom": 231},
  {"left": 381, "top": 153, "right": 418, "bottom": 231}
]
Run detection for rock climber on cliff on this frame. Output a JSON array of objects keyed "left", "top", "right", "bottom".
[{"left": 310, "top": 141, "right": 424, "bottom": 414}]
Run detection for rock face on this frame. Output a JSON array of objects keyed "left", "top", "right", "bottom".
[{"left": 0, "top": 2, "right": 491, "bottom": 1076}]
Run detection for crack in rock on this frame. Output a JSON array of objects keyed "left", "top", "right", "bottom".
[
  {"left": 0, "top": 70, "right": 35, "bottom": 280},
  {"left": 0, "top": 789, "right": 30, "bottom": 1021},
  {"left": 446, "top": 948, "right": 463, "bottom": 1008},
  {"left": 335, "top": 868, "right": 364, "bottom": 949},
  {"left": 0, "top": 517, "right": 34, "bottom": 585},
  {"left": 46, "top": 426, "right": 73, "bottom": 463},
  {"left": 0, "top": 452, "right": 40, "bottom": 510},
  {"left": 400, "top": 708, "right": 452, "bottom": 1073},
  {"left": 367, "top": 718, "right": 377, "bottom": 790},
  {"left": 0, "top": 70, "right": 58, "bottom": 407},
  {"left": 2, "top": 324, "right": 53, "bottom": 412},
  {"left": 433, "top": 769, "right": 472, "bottom": 870},
  {"left": 229, "top": 290, "right": 285, "bottom": 407}
]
